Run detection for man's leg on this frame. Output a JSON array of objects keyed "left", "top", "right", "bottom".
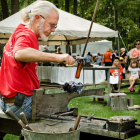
[{"left": 0, "top": 96, "right": 32, "bottom": 120}]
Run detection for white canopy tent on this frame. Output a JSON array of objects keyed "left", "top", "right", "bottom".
[
  {"left": 77, "top": 40, "right": 112, "bottom": 56},
  {"left": 41, "top": 40, "right": 112, "bottom": 57},
  {"left": 0, "top": 1, "right": 118, "bottom": 46}
]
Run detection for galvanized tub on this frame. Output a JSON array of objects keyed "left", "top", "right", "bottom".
[{"left": 21, "top": 120, "right": 80, "bottom": 140}]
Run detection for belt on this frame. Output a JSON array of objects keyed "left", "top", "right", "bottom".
[{"left": 0, "top": 95, "right": 30, "bottom": 103}]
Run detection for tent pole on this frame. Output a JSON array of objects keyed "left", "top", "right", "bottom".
[
  {"left": 118, "top": 32, "right": 120, "bottom": 58},
  {"left": 117, "top": 32, "right": 121, "bottom": 92}
]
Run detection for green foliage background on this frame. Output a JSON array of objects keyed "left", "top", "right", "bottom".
[{"left": 0, "top": 0, "right": 140, "bottom": 50}]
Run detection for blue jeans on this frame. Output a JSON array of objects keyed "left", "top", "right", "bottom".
[{"left": 0, "top": 96, "right": 32, "bottom": 120}]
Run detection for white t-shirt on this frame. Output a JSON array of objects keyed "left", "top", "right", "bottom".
[{"left": 129, "top": 67, "right": 140, "bottom": 77}]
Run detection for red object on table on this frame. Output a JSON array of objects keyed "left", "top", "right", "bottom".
[{"left": 97, "top": 98, "right": 104, "bottom": 101}]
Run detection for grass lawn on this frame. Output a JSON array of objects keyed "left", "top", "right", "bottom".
[{"left": 3, "top": 84, "right": 140, "bottom": 140}]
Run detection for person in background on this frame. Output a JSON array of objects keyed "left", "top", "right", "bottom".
[
  {"left": 130, "top": 39, "right": 140, "bottom": 93},
  {"left": 112, "top": 50, "right": 118, "bottom": 62},
  {"left": 43, "top": 46, "right": 54, "bottom": 66},
  {"left": 120, "top": 48, "right": 127, "bottom": 79},
  {"left": 110, "top": 57, "right": 123, "bottom": 92},
  {"left": 128, "top": 60, "right": 140, "bottom": 92},
  {"left": 56, "top": 47, "right": 66, "bottom": 66},
  {"left": 102, "top": 48, "right": 112, "bottom": 79},
  {"left": 0, "top": 1, "right": 75, "bottom": 121},
  {"left": 43, "top": 45, "right": 50, "bottom": 53},
  {"left": 84, "top": 52, "right": 92, "bottom": 63},
  {"left": 95, "top": 53, "right": 102, "bottom": 65},
  {"left": 56, "top": 46, "right": 62, "bottom": 54}
]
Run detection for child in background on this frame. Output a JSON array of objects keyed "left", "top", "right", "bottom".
[
  {"left": 110, "top": 57, "right": 123, "bottom": 92},
  {"left": 128, "top": 60, "right": 140, "bottom": 92}
]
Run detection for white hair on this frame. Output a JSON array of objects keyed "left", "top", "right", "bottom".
[
  {"left": 38, "top": 18, "right": 48, "bottom": 41},
  {"left": 121, "top": 48, "right": 125, "bottom": 51},
  {"left": 21, "top": 1, "right": 58, "bottom": 23}
]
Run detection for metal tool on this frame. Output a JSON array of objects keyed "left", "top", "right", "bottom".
[
  {"left": 20, "top": 112, "right": 33, "bottom": 131},
  {"left": 69, "top": 114, "right": 81, "bottom": 131},
  {"left": 87, "top": 114, "right": 94, "bottom": 120},
  {"left": 54, "top": 108, "right": 78, "bottom": 117},
  {"left": 75, "top": 0, "right": 100, "bottom": 79},
  {"left": 6, "top": 110, "right": 27, "bottom": 129}
]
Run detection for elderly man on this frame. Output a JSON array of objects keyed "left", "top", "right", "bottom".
[{"left": 0, "top": 1, "right": 75, "bottom": 120}]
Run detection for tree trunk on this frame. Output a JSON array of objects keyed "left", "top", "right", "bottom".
[
  {"left": 73, "top": 0, "right": 77, "bottom": 15},
  {"left": 11, "top": 0, "right": 19, "bottom": 15},
  {"left": 114, "top": 6, "right": 118, "bottom": 50},
  {"left": 65, "top": 0, "right": 69, "bottom": 12},
  {"left": 0, "top": 0, "right": 9, "bottom": 19},
  {"left": 139, "top": 15, "right": 140, "bottom": 28}
]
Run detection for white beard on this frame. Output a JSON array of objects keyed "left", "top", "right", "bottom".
[{"left": 38, "top": 20, "right": 48, "bottom": 42}]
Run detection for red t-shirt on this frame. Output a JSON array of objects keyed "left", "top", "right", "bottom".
[
  {"left": 110, "top": 64, "right": 123, "bottom": 76},
  {"left": 0, "top": 24, "right": 40, "bottom": 98}
]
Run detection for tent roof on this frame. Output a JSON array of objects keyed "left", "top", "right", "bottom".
[{"left": 0, "top": 1, "right": 118, "bottom": 45}]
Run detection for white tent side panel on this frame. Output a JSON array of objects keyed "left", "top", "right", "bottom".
[{"left": 76, "top": 40, "right": 112, "bottom": 56}]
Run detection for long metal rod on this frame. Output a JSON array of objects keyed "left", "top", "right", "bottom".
[
  {"left": 119, "top": 32, "right": 128, "bottom": 52},
  {"left": 82, "top": 0, "right": 100, "bottom": 57}
]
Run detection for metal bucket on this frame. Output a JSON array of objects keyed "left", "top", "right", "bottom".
[
  {"left": 127, "top": 98, "right": 134, "bottom": 107},
  {"left": 21, "top": 121, "right": 80, "bottom": 140}
]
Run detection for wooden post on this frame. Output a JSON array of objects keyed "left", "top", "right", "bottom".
[{"left": 110, "top": 93, "right": 127, "bottom": 111}]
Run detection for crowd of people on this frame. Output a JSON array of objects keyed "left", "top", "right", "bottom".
[
  {"left": 83, "top": 39, "right": 140, "bottom": 93},
  {"left": 105, "top": 39, "right": 140, "bottom": 93},
  {"left": 41, "top": 39, "right": 140, "bottom": 94}
]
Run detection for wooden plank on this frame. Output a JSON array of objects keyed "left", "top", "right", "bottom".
[
  {"left": 110, "top": 93, "right": 127, "bottom": 111},
  {"left": 0, "top": 118, "right": 21, "bottom": 135},
  {"left": 122, "top": 79, "right": 140, "bottom": 84},
  {"left": 109, "top": 93, "right": 126, "bottom": 97},
  {"left": 119, "top": 97, "right": 127, "bottom": 110},
  {"left": 0, "top": 39, "right": 8, "bottom": 44},
  {"left": 32, "top": 88, "right": 105, "bottom": 119},
  {"left": 111, "top": 96, "right": 120, "bottom": 111},
  {"left": 83, "top": 66, "right": 120, "bottom": 70},
  {"left": 80, "top": 126, "right": 140, "bottom": 139},
  {"left": 32, "top": 89, "right": 45, "bottom": 120},
  {"left": 128, "top": 105, "right": 140, "bottom": 110},
  {"left": 80, "top": 127, "right": 126, "bottom": 139},
  {"left": 0, "top": 110, "right": 140, "bottom": 139},
  {"left": 0, "top": 33, "right": 11, "bottom": 38}
]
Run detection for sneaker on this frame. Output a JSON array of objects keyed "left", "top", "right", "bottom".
[
  {"left": 128, "top": 87, "right": 131, "bottom": 91},
  {"left": 130, "top": 88, "right": 135, "bottom": 92},
  {"left": 128, "top": 87, "right": 134, "bottom": 92}
]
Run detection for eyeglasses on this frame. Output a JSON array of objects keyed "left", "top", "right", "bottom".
[
  {"left": 40, "top": 15, "right": 57, "bottom": 29},
  {"left": 135, "top": 43, "right": 140, "bottom": 45}
]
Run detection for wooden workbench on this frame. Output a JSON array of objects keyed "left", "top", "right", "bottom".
[{"left": 0, "top": 108, "right": 140, "bottom": 140}]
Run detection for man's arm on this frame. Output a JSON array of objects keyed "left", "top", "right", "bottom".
[{"left": 14, "top": 48, "right": 75, "bottom": 65}]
